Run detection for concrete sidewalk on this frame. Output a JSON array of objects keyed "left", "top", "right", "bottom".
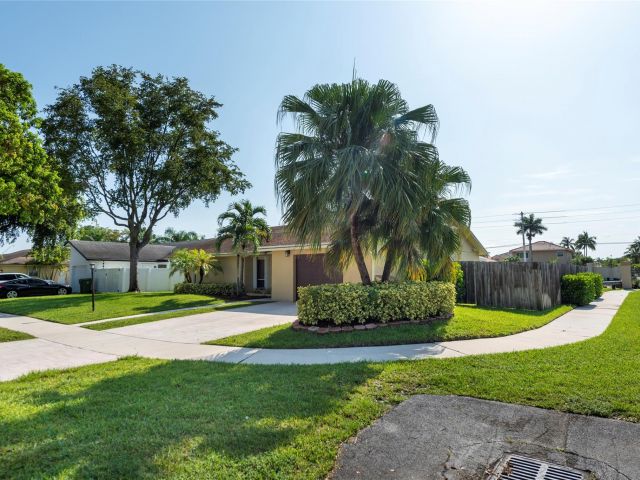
[{"left": 0, "top": 290, "right": 629, "bottom": 381}]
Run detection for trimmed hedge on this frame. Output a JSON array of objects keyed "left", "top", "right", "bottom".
[
  {"left": 297, "top": 281, "right": 456, "bottom": 326},
  {"left": 174, "top": 282, "right": 239, "bottom": 298},
  {"left": 561, "top": 272, "right": 603, "bottom": 306}
]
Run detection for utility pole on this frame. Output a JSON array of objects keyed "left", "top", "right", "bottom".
[{"left": 520, "top": 211, "right": 526, "bottom": 262}]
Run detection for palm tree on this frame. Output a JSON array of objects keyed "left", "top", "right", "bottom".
[
  {"left": 216, "top": 200, "right": 271, "bottom": 293},
  {"left": 192, "top": 249, "right": 222, "bottom": 284},
  {"left": 276, "top": 78, "right": 439, "bottom": 285},
  {"left": 625, "top": 236, "right": 640, "bottom": 263},
  {"left": 514, "top": 214, "right": 547, "bottom": 263},
  {"left": 560, "top": 236, "right": 575, "bottom": 252},
  {"left": 170, "top": 248, "right": 196, "bottom": 283},
  {"left": 376, "top": 159, "right": 471, "bottom": 281},
  {"left": 155, "top": 227, "right": 203, "bottom": 243},
  {"left": 575, "top": 231, "right": 597, "bottom": 257}
]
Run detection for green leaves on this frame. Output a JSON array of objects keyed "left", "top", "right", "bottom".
[{"left": 0, "top": 64, "right": 82, "bottom": 246}]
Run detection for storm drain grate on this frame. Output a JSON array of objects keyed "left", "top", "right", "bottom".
[{"left": 487, "top": 454, "right": 587, "bottom": 480}]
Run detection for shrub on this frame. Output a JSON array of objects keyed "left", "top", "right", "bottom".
[
  {"left": 297, "top": 281, "right": 456, "bottom": 326},
  {"left": 577, "top": 272, "right": 603, "bottom": 298},
  {"left": 174, "top": 282, "right": 239, "bottom": 298},
  {"left": 561, "top": 274, "right": 595, "bottom": 306},
  {"left": 452, "top": 262, "right": 465, "bottom": 302}
]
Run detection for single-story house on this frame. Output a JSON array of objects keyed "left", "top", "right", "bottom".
[
  {"left": 0, "top": 249, "right": 69, "bottom": 283},
  {"left": 492, "top": 241, "right": 573, "bottom": 264},
  {"left": 67, "top": 226, "right": 489, "bottom": 300}
]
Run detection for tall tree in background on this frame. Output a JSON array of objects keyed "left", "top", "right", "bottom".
[
  {"left": 74, "top": 224, "right": 126, "bottom": 242},
  {"left": 624, "top": 236, "right": 640, "bottom": 264},
  {"left": 276, "top": 79, "right": 440, "bottom": 284},
  {"left": 560, "top": 236, "right": 575, "bottom": 252},
  {"left": 43, "top": 66, "right": 249, "bottom": 291},
  {"left": 575, "top": 231, "right": 597, "bottom": 257},
  {"left": 514, "top": 214, "right": 547, "bottom": 263},
  {"left": 155, "top": 227, "right": 203, "bottom": 243},
  {"left": 0, "top": 64, "right": 81, "bottom": 246},
  {"left": 216, "top": 200, "right": 270, "bottom": 293}
]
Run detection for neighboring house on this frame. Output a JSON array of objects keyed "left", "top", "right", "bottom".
[
  {"left": 0, "top": 249, "right": 69, "bottom": 283},
  {"left": 67, "top": 240, "right": 179, "bottom": 293},
  {"left": 66, "top": 226, "right": 489, "bottom": 299},
  {"left": 492, "top": 241, "right": 573, "bottom": 264}
]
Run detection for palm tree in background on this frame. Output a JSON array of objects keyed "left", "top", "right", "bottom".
[
  {"left": 560, "top": 236, "right": 575, "bottom": 252},
  {"left": 275, "top": 78, "right": 440, "bottom": 284},
  {"left": 514, "top": 214, "right": 547, "bottom": 263},
  {"left": 155, "top": 227, "right": 204, "bottom": 243},
  {"left": 192, "top": 249, "right": 222, "bottom": 284},
  {"left": 216, "top": 200, "right": 270, "bottom": 293},
  {"left": 575, "top": 231, "right": 597, "bottom": 257},
  {"left": 625, "top": 236, "right": 640, "bottom": 263}
]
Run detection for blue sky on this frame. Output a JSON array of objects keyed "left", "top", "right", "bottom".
[{"left": 2, "top": 1, "right": 639, "bottom": 258}]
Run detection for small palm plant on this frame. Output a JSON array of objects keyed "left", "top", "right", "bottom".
[
  {"left": 216, "top": 200, "right": 271, "bottom": 293},
  {"left": 170, "top": 248, "right": 197, "bottom": 283},
  {"left": 575, "top": 231, "right": 597, "bottom": 257},
  {"left": 514, "top": 214, "right": 547, "bottom": 262},
  {"left": 192, "top": 249, "right": 222, "bottom": 284}
]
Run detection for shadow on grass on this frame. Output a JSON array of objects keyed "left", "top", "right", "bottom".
[{"left": 0, "top": 359, "right": 380, "bottom": 479}]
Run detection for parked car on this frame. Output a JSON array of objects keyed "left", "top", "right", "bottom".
[
  {"left": 0, "top": 273, "right": 30, "bottom": 281},
  {"left": 0, "top": 278, "right": 72, "bottom": 299}
]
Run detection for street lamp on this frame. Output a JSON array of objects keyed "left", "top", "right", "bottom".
[{"left": 89, "top": 263, "right": 96, "bottom": 312}]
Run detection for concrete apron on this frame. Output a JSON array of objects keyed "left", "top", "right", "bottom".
[{"left": 0, "top": 290, "right": 629, "bottom": 381}]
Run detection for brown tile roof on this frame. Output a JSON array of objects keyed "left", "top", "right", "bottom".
[{"left": 508, "top": 241, "right": 573, "bottom": 253}]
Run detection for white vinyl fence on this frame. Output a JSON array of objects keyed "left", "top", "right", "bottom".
[{"left": 71, "top": 266, "right": 183, "bottom": 293}]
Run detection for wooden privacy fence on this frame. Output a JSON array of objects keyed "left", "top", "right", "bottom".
[{"left": 459, "top": 262, "right": 587, "bottom": 310}]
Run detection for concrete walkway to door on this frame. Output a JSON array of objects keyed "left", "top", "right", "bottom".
[{"left": 0, "top": 290, "right": 629, "bottom": 381}]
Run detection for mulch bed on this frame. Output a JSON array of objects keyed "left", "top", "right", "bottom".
[{"left": 291, "top": 314, "right": 453, "bottom": 335}]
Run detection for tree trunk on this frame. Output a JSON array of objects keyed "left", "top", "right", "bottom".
[
  {"left": 240, "top": 255, "right": 245, "bottom": 291},
  {"left": 350, "top": 213, "right": 371, "bottom": 285},
  {"left": 236, "top": 254, "right": 240, "bottom": 296},
  {"left": 128, "top": 241, "right": 140, "bottom": 292},
  {"left": 381, "top": 249, "right": 395, "bottom": 282},
  {"left": 199, "top": 266, "right": 204, "bottom": 284},
  {"left": 528, "top": 237, "right": 533, "bottom": 263}
]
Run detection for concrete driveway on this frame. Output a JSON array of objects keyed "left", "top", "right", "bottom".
[{"left": 105, "top": 301, "right": 297, "bottom": 343}]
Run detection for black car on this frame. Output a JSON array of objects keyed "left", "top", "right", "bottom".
[
  {"left": 0, "top": 278, "right": 72, "bottom": 299},
  {"left": 0, "top": 273, "right": 30, "bottom": 281}
]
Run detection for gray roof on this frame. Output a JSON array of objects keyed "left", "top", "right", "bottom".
[{"left": 68, "top": 240, "right": 176, "bottom": 262}]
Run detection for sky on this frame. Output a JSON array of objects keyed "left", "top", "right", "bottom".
[{"left": 1, "top": 1, "right": 639, "bottom": 258}]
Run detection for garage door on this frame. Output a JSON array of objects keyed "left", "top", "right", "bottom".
[{"left": 295, "top": 254, "right": 342, "bottom": 298}]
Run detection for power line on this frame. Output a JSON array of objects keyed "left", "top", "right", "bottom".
[
  {"left": 473, "top": 201, "right": 640, "bottom": 220},
  {"left": 473, "top": 207, "right": 640, "bottom": 224},
  {"left": 473, "top": 214, "right": 640, "bottom": 229}
]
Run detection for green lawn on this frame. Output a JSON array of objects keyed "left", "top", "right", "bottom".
[
  {"left": 85, "top": 300, "right": 273, "bottom": 331},
  {"left": 0, "top": 292, "right": 637, "bottom": 479},
  {"left": 0, "top": 292, "right": 226, "bottom": 324},
  {"left": 0, "top": 326, "right": 33, "bottom": 343},
  {"left": 210, "top": 304, "right": 572, "bottom": 348}
]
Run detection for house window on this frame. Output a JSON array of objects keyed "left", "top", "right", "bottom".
[
  {"left": 256, "top": 258, "right": 266, "bottom": 289},
  {"left": 157, "top": 264, "right": 167, "bottom": 269},
  {"left": 556, "top": 252, "right": 564, "bottom": 257}
]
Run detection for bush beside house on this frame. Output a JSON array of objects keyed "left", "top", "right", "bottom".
[
  {"left": 174, "top": 282, "right": 239, "bottom": 298},
  {"left": 297, "top": 281, "right": 455, "bottom": 326},
  {"left": 561, "top": 272, "right": 603, "bottom": 306}
]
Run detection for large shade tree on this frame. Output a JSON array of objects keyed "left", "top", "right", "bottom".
[
  {"left": 276, "top": 79, "right": 444, "bottom": 284},
  {"left": 43, "top": 66, "right": 249, "bottom": 291},
  {"left": 575, "top": 231, "right": 597, "bottom": 257},
  {"left": 216, "top": 200, "right": 271, "bottom": 293},
  {"left": 514, "top": 214, "right": 547, "bottom": 263},
  {"left": 0, "top": 64, "right": 81, "bottom": 246}
]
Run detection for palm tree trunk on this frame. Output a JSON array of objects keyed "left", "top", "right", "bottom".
[
  {"left": 241, "top": 255, "right": 245, "bottom": 292},
  {"left": 350, "top": 213, "right": 371, "bottom": 285},
  {"left": 236, "top": 254, "right": 240, "bottom": 295},
  {"left": 199, "top": 266, "right": 204, "bottom": 284},
  {"left": 381, "top": 249, "right": 395, "bottom": 282},
  {"left": 528, "top": 237, "right": 533, "bottom": 263}
]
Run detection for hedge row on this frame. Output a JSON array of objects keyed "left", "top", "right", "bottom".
[
  {"left": 561, "top": 272, "right": 604, "bottom": 306},
  {"left": 297, "top": 281, "right": 456, "bottom": 326},
  {"left": 174, "top": 282, "right": 239, "bottom": 297}
]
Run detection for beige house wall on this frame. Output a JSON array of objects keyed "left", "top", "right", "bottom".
[
  {"left": 271, "top": 250, "right": 296, "bottom": 302},
  {"left": 454, "top": 236, "right": 482, "bottom": 262},
  {"left": 530, "top": 250, "right": 572, "bottom": 264},
  {"left": 204, "top": 256, "right": 238, "bottom": 284}
]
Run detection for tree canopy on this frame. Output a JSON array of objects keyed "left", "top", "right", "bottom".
[
  {"left": 42, "top": 65, "right": 249, "bottom": 290},
  {"left": 275, "top": 78, "right": 468, "bottom": 283},
  {"left": 514, "top": 214, "right": 547, "bottom": 262},
  {"left": 74, "top": 224, "right": 127, "bottom": 242},
  {"left": 575, "top": 231, "right": 597, "bottom": 257},
  {"left": 0, "top": 64, "right": 82, "bottom": 246}
]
